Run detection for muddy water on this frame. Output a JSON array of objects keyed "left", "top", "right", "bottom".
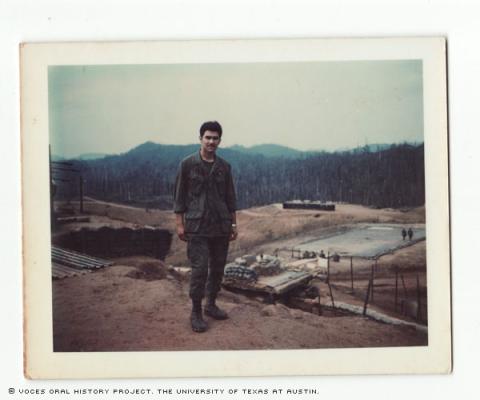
[{"left": 297, "top": 224, "right": 425, "bottom": 258}]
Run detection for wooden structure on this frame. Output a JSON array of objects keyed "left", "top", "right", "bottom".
[
  {"left": 223, "top": 270, "right": 313, "bottom": 298},
  {"left": 283, "top": 200, "right": 335, "bottom": 211}
]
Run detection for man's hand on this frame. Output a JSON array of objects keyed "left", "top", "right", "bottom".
[
  {"left": 229, "top": 227, "right": 238, "bottom": 241},
  {"left": 177, "top": 225, "right": 187, "bottom": 241},
  {"left": 229, "top": 214, "right": 238, "bottom": 241},
  {"left": 176, "top": 213, "right": 187, "bottom": 241}
]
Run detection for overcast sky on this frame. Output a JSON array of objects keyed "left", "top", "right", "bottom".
[{"left": 49, "top": 60, "right": 423, "bottom": 158}]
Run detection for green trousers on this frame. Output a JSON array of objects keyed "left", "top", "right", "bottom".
[{"left": 187, "top": 236, "right": 230, "bottom": 301}]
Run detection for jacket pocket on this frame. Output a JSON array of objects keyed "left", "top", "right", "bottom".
[
  {"left": 185, "top": 217, "right": 202, "bottom": 233},
  {"left": 189, "top": 170, "right": 205, "bottom": 195},
  {"left": 184, "top": 210, "right": 203, "bottom": 233},
  {"left": 215, "top": 172, "right": 226, "bottom": 198}
]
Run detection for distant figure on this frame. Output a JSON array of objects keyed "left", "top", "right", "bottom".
[
  {"left": 319, "top": 250, "right": 326, "bottom": 259},
  {"left": 402, "top": 228, "right": 407, "bottom": 241},
  {"left": 408, "top": 228, "right": 413, "bottom": 240}
]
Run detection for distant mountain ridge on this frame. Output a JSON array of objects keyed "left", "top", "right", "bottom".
[
  {"left": 67, "top": 141, "right": 420, "bottom": 161},
  {"left": 229, "top": 144, "right": 308, "bottom": 158},
  {"left": 76, "top": 153, "right": 110, "bottom": 160}
]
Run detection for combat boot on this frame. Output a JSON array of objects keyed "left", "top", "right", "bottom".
[
  {"left": 190, "top": 300, "right": 207, "bottom": 333},
  {"left": 204, "top": 297, "right": 229, "bottom": 320}
]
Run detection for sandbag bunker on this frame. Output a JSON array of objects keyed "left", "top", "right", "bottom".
[{"left": 223, "top": 254, "right": 313, "bottom": 298}]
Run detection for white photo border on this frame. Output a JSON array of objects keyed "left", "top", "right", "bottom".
[{"left": 21, "top": 38, "right": 450, "bottom": 379}]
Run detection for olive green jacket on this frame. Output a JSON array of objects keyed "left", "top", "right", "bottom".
[{"left": 174, "top": 152, "right": 236, "bottom": 234}]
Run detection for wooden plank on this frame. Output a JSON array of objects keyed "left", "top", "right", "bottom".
[
  {"left": 271, "top": 274, "right": 312, "bottom": 295},
  {"left": 223, "top": 270, "right": 313, "bottom": 295},
  {"left": 261, "top": 271, "right": 311, "bottom": 287}
]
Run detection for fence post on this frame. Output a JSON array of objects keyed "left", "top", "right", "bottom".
[
  {"left": 326, "top": 251, "right": 330, "bottom": 284},
  {"left": 401, "top": 274, "right": 408, "bottom": 298},
  {"left": 317, "top": 288, "right": 322, "bottom": 316},
  {"left": 363, "top": 277, "right": 372, "bottom": 316},
  {"left": 350, "top": 256, "right": 354, "bottom": 292},
  {"left": 327, "top": 282, "right": 336, "bottom": 315},
  {"left": 79, "top": 174, "right": 84, "bottom": 213},
  {"left": 370, "top": 264, "right": 375, "bottom": 301}
]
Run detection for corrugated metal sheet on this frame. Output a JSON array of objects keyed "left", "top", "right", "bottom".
[
  {"left": 52, "top": 246, "right": 113, "bottom": 270},
  {"left": 51, "top": 246, "right": 114, "bottom": 279},
  {"left": 52, "top": 262, "right": 91, "bottom": 280}
]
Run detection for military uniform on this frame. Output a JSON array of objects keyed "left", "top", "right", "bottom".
[{"left": 174, "top": 151, "right": 236, "bottom": 302}]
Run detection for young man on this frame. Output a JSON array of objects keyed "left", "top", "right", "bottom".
[{"left": 173, "top": 121, "right": 238, "bottom": 333}]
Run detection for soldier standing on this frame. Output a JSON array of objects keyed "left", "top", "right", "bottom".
[
  {"left": 174, "top": 121, "right": 238, "bottom": 333},
  {"left": 408, "top": 227, "right": 413, "bottom": 240},
  {"left": 402, "top": 228, "right": 407, "bottom": 240}
]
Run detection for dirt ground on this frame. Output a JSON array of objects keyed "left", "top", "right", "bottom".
[{"left": 52, "top": 200, "right": 428, "bottom": 351}]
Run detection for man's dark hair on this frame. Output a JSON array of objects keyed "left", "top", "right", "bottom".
[{"left": 199, "top": 121, "right": 223, "bottom": 138}]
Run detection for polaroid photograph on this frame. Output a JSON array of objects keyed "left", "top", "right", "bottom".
[{"left": 21, "top": 38, "right": 450, "bottom": 378}]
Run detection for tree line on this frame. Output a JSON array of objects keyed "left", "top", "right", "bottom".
[{"left": 54, "top": 142, "right": 425, "bottom": 210}]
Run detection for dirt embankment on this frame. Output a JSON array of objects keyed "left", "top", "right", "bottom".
[{"left": 60, "top": 200, "right": 425, "bottom": 266}]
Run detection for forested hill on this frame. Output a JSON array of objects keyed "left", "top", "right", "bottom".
[{"left": 55, "top": 142, "right": 425, "bottom": 210}]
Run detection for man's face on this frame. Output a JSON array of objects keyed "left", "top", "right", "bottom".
[{"left": 200, "top": 130, "right": 221, "bottom": 154}]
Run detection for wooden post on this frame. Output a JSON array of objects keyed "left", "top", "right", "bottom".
[
  {"left": 363, "top": 277, "right": 372, "bottom": 316},
  {"left": 81, "top": 228, "right": 86, "bottom": 254},
  {"left": 370, "top": 264, "right": 375, "bottom": 302},
  {"left": 269, "top": 293, "right": 276, "bottom": 305},
  {"left": 327, "top": 282, "right": 336, "bottom": 315},
  {"left": 350, "top": 256, "right": 354, "bottom": 292},
  {"left": 79, "top": 174, "right": 84, "bottom": 214},
  {"left": 374, "top": 258, "right": 378, "bottom": 273},
  {"left": 394, "top": 267, "right": 399, "bottom": 312},
  {"left": 317, "top": 288, "right": 322, "bottom": 316},
  {"left": 401, "top": 274, "right": 408, "bottom": 299},
  {"left": 326, "top": 251, "right": 330, "bottom": 284}
]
